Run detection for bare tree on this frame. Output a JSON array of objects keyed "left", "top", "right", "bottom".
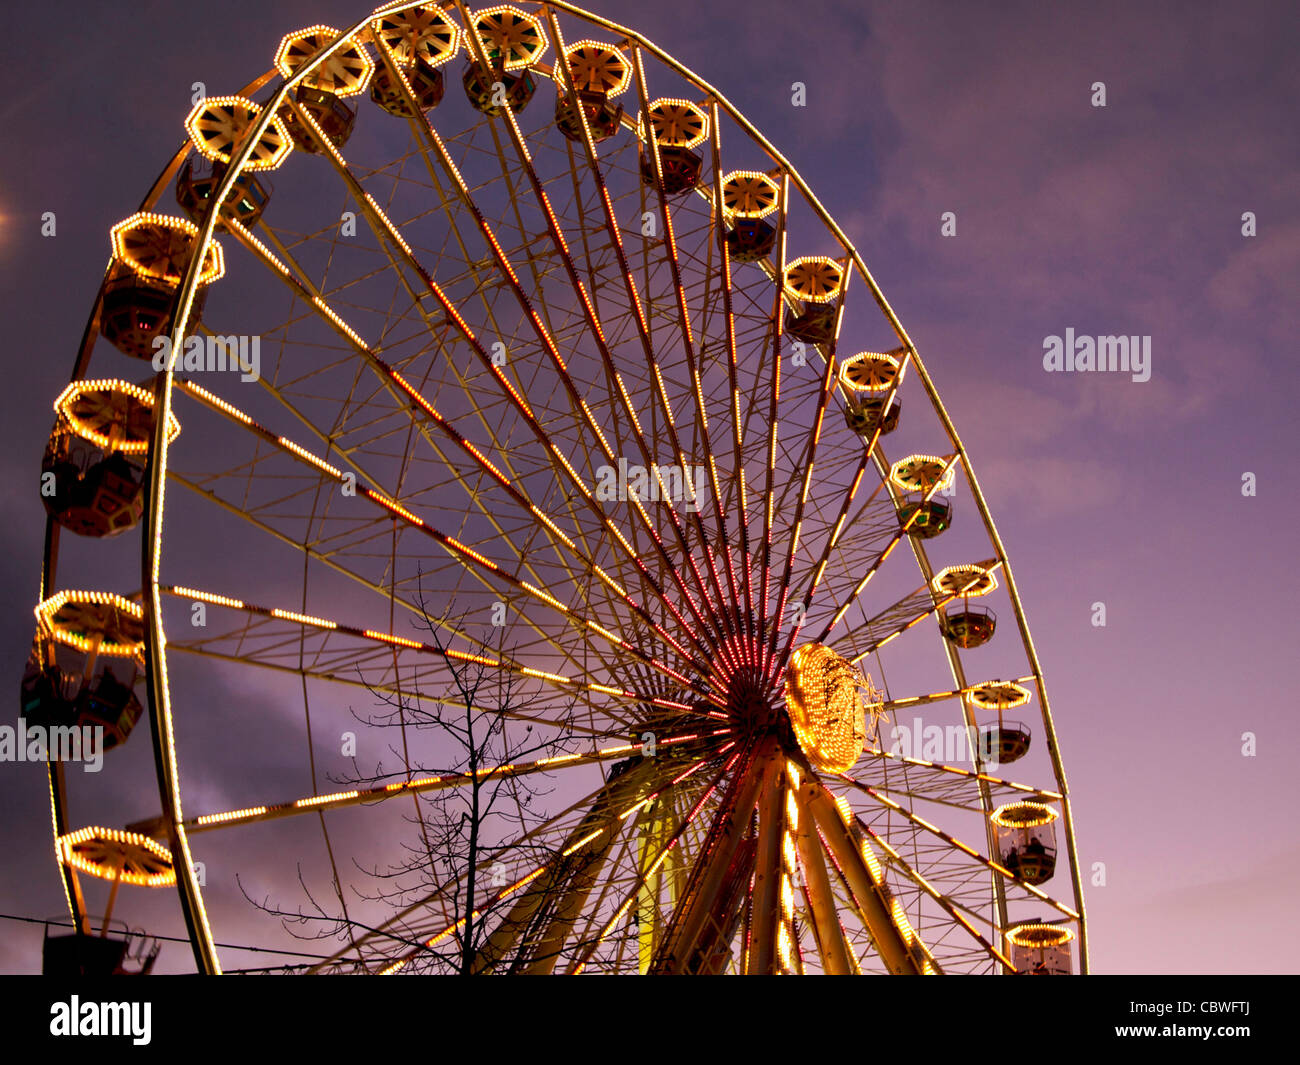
[{"left": 244, "top": 587, "right": 585, "bottom": 973}]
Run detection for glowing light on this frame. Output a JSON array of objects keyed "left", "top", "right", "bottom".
[
  {"left": 53, "top": 379, "right": 181, "bottom": 454},
  {"left": 720, "top": 171, "right": 779, "bottom": 219},
  {"left": 34, "top": 591, "right": 144, "bottom": 658},
  {"left": 270, "top": 608, "right": 338, "bottom": 630},
  {"left": 888, "top": 454, "right": 954, "bottom": 493},
  {"left": 563, "top": 40, "right": 629, "bottom": 96},
  {"left": 184, "top": 96, "right": 292, "bottom": 171},
  {"left": 109, "top": 212, "right": 224, "bottom": 287},
  {"left": 783, "top": 257, "right": 843, "bottom": 303},
  {"left": 175, "top": 379, "right": 255, "bottom": 424},
  {"left": 520, "top": 667, "right": 570, "bottom": 684},
  {"left": 294, "top": 790, "right": 360, "bottom": 808},
  {"left": 57, "top": 827, "right": 176, "bottom": 888},
  {"left": 370, "top": 5, "right": 461, "bottom": 68},
  {"left": 777, "top": 922, "right": 793, "bottom": 970},
  {"left": 274, "top": 26, "right": 374, "bottom": 97},
  {"left": 363, "top": 629, "right": 422, "bottom": 649},
  {"left": 990, "top": 801, "right": 1059, "bottom": 829},
  {"left": 643, "top": 98, "right": 708, "bottom": 148},
  {"left": 370, "top": 493, "right": 425, "bottom": 528},
  {"left": 784, "top": 643, "right": 868, "bottom": 772},
  {"left": 562, "top": 829, "right": 604, "bottom": 856},
  {"left": 838, "top": 352, "right": 900, "bottom": 393},
  {"left": 195, "top": 806, "right": 269, "bottom": 827},
  {"left": 889, "top": 896, "right": 917, "bottom": 944},
  {"left": 1005, "top": 923, "right": 1074, "bottom": 949},
  {"left": 170, "top": 587, "right": 246, "bottom": 610},
  {"left": 277, "top": 437, "right": 342, "bottom": 478},
  {"left": 931, "top": 564, "right": 998, "bottom": 598},
  {"left": 782, "top": 832, "right": 798, "bottom": 872},
  {"left": 470, "top": 6, "right": 548, "bottom": 70},
  {"left": 859, "top": 839, "right": 883, "bottom": 882},
  {"left": 967, "top": 680, "right": 1032, "bottom": 710}
]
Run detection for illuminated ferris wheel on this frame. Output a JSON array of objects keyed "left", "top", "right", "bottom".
[{"left": 28, "top": 0, "right": 1087, "bottom": 974}]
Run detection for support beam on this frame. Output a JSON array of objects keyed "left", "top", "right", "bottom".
[
  {"left": 804, "top": 780, "right": 933, "bottom": 975},
  {"left": 650, "top": 739, "right": 772, "bottom": 972},
  {"left": 792, "top": 787, "right": 853, "bottom": 974}
]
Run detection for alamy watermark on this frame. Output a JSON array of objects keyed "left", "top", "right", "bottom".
[
  {"left": 50, "top": 997, "right": 151, "bottom": 1045},
  {"left": 884, "top": 717, "right": 1002, "bottom": 770},
  {"left": 152, "top": 334, "right": 261, "bottom": 382},
  {"left": 0, "top": 720, "right": 103, "bottom": 772},
  {"left": 595, "top": 458, "right": 707, "bottom": 512},
  {"left": 1042, "top": 328, "right": 1150, "bottom": 383}
]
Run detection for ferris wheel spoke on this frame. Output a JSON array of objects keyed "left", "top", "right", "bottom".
[
  {"left": 748, "top": 174, "right": 797, "bottom": 673},
  {"left": 170, "top": 731, "right": 720, "bottom": 834},
  {"left": 158, "top": 587, "right": 720, "bottom": 732},
  {"left": 621, "top": 47, "right": 738, "bottom": 618},
  {"left": 697, "top": 101, "right": 756, "bottom": 627},
  {"left": 780, "top": 350, "right": 911, "bottom": 618},
  {"left": 800, "top": 454, "right": 960, "bottom": 651},
  {"left": 188, "top": 224, "right": 717, "bottom": 674},
  {"left": 832, "top": 561, "right": 1004, "bottom": 667},
  {"left": 841, "top": 777, "right": 1080, "bottom": 920},
  {"left": 761, "top": 329, "right": 842, "bottom": 675},
  {"left": 169, "top": 383, "right": 710, "bottom": 693},
  {"left": 338, "top": 42, "right": 728, "bottom": 658},
  {"left": 846, "top": 752, "right": 1063, "bottom": 810},
  {"left": 833, "top": 587, "right": 951, "bottom": 664},
  {"left": 879, "top": 675, "right": 1038, "bottom": 716},
  {"left": 219, "top": 218, "right": 668, "bottom": 656},
  {"left": 163, "top": 644, "right": 609, "bottom": 741}
]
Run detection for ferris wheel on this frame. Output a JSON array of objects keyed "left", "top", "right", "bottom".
[{"left": 28, "top": 0, "right": 1087, "bottom": 975}]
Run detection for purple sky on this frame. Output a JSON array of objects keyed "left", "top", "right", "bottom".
[{"left": 1, "top": 0, "right": 1297, "bottom": 974}]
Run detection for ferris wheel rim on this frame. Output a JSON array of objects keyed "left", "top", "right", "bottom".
[{"left": 37, "top": 0, "right": 1088, "bottom": 975}]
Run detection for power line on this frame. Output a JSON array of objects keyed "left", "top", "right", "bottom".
[{"left": 0, "top": 912, "right": 336, "bottom": 961}]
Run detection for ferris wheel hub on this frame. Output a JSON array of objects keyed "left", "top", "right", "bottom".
[
  {"left": 783, "top": 644, "right": 869, "bottom": 773},
  {"left": 721, "top": 667, "right": 782, "bottom": 735}
]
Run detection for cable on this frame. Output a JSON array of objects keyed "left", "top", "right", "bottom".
[{"left": 0, "top": 912, "right": 337, "bottom": 961}]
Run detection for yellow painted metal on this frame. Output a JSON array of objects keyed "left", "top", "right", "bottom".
[
  {"left": 792, "top": 787, "right": 852, "bottom": 975},
  {"left": 804, "top": 781, "right": 930, "bottom": 975}
]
